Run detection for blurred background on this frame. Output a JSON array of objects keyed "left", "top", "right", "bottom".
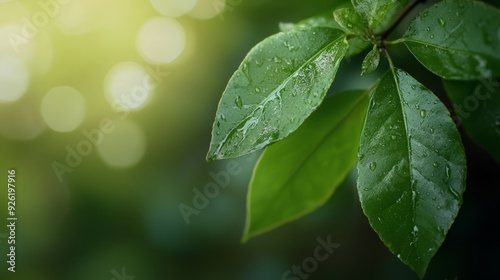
[{"left": 0, "top": 0, "right": 499, "bottom": 279}]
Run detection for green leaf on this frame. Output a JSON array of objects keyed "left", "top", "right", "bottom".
[
  {"left": 279, "top": 8, "right": 369, "bottom": 57},
  {"left": 351, "top": 0, "right": 409, "bottom": 32},
  {"left": 361, "top": 47, "right": 380, "bottom": 76},
  {"left": 279, "top": 11, "right": 341, "bottom": 32},
  {"left": 207, "top": 28, "right": 349, "bottom": 161},
  {"left": 402, "top": 0, "right": 500, "bottom": 80},
  {"left": 357, "top": 69, "right": 466, "bottom": 278},
  {"left": 443, "top": 78, "right": 500, "bottom": 163},
  {"left": 243, "top": 90, "right": 369, "bottom": 242},
  {"left": 333, "top": 7, "right": 366, "bottom": 35}
]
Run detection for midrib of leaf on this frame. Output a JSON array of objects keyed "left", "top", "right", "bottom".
[
  {"left": 402, "top": 38, "right": 495, "bottom": 58},
  {"left": 272, "top": 89, "right": 369, "bottom": 198},
  {"left": 212, "top": 35, "right": 347, "bottom": 157},
  {"left": 389, "top": 68, "right": 418, "bottom": 255}
]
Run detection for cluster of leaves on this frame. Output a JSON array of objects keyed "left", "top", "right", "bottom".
[{"left": 207, "top": 0, "right": 500, "bottom": 277}]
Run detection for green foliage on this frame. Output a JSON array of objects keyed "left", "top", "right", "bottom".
[
  {"left": 357, "top": 69, "right": 466, "bottom": 278},
  {"left": 402, "top": 0, "right": 500, "bottom": 80},
  {"left": 243, "top": 90, "right": 368, "bottom": 242},
  {"left": 208, "top": 0, "right": 500, "bottom": 278}
]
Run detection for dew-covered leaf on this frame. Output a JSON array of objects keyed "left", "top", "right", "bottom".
[
  {"left": 207, "top": 28, "right": 349, "bottom": 161},
  {"left": 361, "top": 47, "right": 380, "bottom": 76},
  {"left": 333, "top": 7, "right": 366, "bottom": 35},
  {"left": 357, "top": 69, "right": 466, "bottom": 278},
  {"left": 402, "top": 0, "right": 500, "bottom": 80},
  {"left": 352, "top": 0, "right": 410, "bottom": 32},
  {"left": 278, "top": 7, "right": 370, "bottom": 57},
  {"left": 243, "top": 90, "right": 369, "bottom": 242},
  {"left": 443, "top": 78, "right": 500, "bottom": 163}
]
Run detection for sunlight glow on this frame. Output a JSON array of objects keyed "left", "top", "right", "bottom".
[
  {"left": 0, "top": 55, "right": 30, "bottom": 102},
  {"left": 41, "top": 86, "right": 86, "bottom": 132},
  {"left": 104, "top": 62, "right": 153, "bottom": 111},
  {"left": 149, "top": 0, "right": 197, "bottom": 17},
  {"left": 137, "top": 17, "right": 186, "bottom": 64}
]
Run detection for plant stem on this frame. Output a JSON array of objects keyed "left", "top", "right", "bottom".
[{"left": 379, "top": 0, "right": 427, "bottom": 42}]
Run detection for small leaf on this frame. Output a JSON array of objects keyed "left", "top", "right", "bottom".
[
  {"left": 357, "top": 69, "right": 466, "bottom": 278},
  {"left": 243, "top": 90, "right": 369, "bottom": 242},
  {"left": 279, "top": 8, "right": 369, "bottom": 57},
  {"left": 403, "top": 0, "right": 500, "bottom": 80},
  {"left": 352, "top": 0, "right": 410, "bottom": 32},
  {"left": 279, "top": 10, "right": 341, "bottom": 32},
  {"left": 207, "top": 28, "right": 349, "bottom": 161},
  {"left": 443, "top": 78, "right": 500, "bottom": 163},
  {"left": 361, "top": 47, "right": 380, "bottom": 75},
  {"left": 333, "top": 7, "right": 366, "bottom": 34}
]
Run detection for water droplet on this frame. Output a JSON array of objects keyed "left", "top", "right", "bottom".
[
  {"left": 369, "top": 162, "right": 377, "bottom": 171},
  {"left": 273, "top": 57, "right": 282, "bottom": 63},
  {"left": 415, "top": 104, "right": 420, "bottom": 109},
  {"left": 292, "top": 92, "right": 297, "bottom": 97},
  {"left": 423, "top": 11, "right": 428, "bottom": 17},
  {"left": 241, "top": 63, "right": 251, "bottom": 81},
  {"left": 426, "top": 27, "right": 431, "bottom": 31},
  {"left": 438, "top": 18, "right": 445, "bottom": 27},
  {"left": 391, "top": 135, "right": 397, "bottom": 140},
  {"left": 220, "top": 113, "right": 227, "bottom": 121},
  {"left": 430, "top": 34, "right": 435, "bottom": 39},
  {"left": 255, "top": 87, "right": 261, "bottom": 93},
  {"left": 411, "top": 85, "right": 416, "bottom": 90},
  {"left": 433, "top": 162, "right": 439, "bottom": 168},
  {"left": 235, "top": 96, "right": 243, "bottom": 109},
  {"left": 308, "top": 100, "right": 313, "bottom": 105},
  {"left": 420, "top": 110, "right": 426, "bottom": 118},
  {"left": 423, "top": 152, "right": 427, "bottom": 157},
  {"left": 430, "top": 128, "right": 434, "bottom": 134},
  {"left": 347, "top": 23, "right": 353, "bottom": 28},
  {"left": 216, "top": 131, "right": 221, "bottom": 135},
  {"left": 445, "top": 165, "right": 451, "bottom": 179},
  {"left": 216, "top": 121, "right": 220, "bottom": 128}
]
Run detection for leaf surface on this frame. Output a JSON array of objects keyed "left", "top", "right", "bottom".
[
  {"left": 207, "top": 28, "right": 348, "bottom": 161},
  {"left": 403, "top": 0, "right": 500, "bottom": 80},
  {"left": 357, "top": 69, "right": 466, "bottom": 278},
  {"left": 244, "top": 90, "right": 369, "bottom": 241},
  {"left": 352, "top": 0, "right": 409, "bottom": 32}
]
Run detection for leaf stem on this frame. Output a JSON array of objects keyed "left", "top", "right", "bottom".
[
  {"left": 382, "top": 48, "right": 395, "bottom": 71},
  {"left": 378, "top": 0, "right": 427, "bottom": 42}
]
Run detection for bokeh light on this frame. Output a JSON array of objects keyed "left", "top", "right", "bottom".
[
  {"left": 41, "top": 86, "right": 86, "bottom": 132},
  {"left": 136, "top": 17, "right": 186, "bottom": 64},
  {"left": 189, "top": 0, "right": 226, "bottom": 20},
  {"left": 0, "top": 55, "right": 30, "bottom": 102},
  {"left": 149, "top": 0, "right": 197, "bottom": 18},
  {"left": 96, "top": 120, "right": 146, "bottom": 168},
  {"left": 56, "top": 0, "right": 94, "bottom": 35},
  {"left": 104, "top": 62, "right": 153, "bottom": 111}
]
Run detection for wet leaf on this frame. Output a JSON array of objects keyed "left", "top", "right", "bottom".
[
  {"left": 361, "top": 47, "right": 380, "bottom": 75},
  {"left": 207, "top": 28, "right": 349, "bottom": 161},
  {"left": 352, "top": 0, "right": 410, "bottom": 32},
  {"left": 333, "top": 7, "right": 366, "bottom": 35},
  {"left": 357, "top": 69, "right": 466, "bottom": 278},
  {"left": 443, "top": 78, "right": 500, "bottom": 163},
  {"left": 403, "top": 0, "right": 500, "bottom": 80},
  {"left": 279, "top": 7, "right": 369, "bottom": 57},
  {"left": 243, "top": 90, "right": 369, "bottom": 242}
]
